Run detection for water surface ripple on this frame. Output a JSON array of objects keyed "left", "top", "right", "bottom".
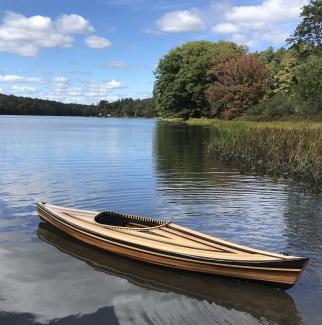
[{"left": 0, "top": 116, "right": 321, "bottom": 324}]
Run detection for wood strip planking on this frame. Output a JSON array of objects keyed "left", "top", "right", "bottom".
[
  {"left": 37, "top": 208, "right": 302, "bottom": 286},
  {"left": 45, "top": 206, "right": 275, "bottom": 260},
  {"left": 161, "top": 227, "right": 235, "bottom": 253},
  {"left": 36, "top": 202, "right": 308, "bottom": 289},
  {"left": 169, "top": 224, "right": 298, "bottom": 260},
  {"left": 58, "top": 207, "right": 239, "bottom": 252}
]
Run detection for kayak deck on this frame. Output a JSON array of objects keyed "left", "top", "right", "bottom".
[{"left": 36, "top": 202, "right": 308, "bottom": 289}]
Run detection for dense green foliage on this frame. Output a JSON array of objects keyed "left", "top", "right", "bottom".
[
  {"left": 293, "top": 54, "right": 322, "bottom": 113},
  {"left": 153, "top": 41, "right": 244, "bottom": 119},
  {"left": 257, "top": 47, "right": 297, "bottom": 95},
  {"left": 97, "top": 98, "right": 156, "bottom": 117},
  {"left": 247, "top": 94, "right": 296, "bottom": 120},
  {"left": 0, "top": 93, "right": 97, "bottom": 116},
  {"left": 253, "top": 48, "right": 322, "bottom": 119},
  {"left": 154, "top": 0, "right": 322, "bottom": 120},
  {"left": 0, "top": 93, "right": 156, "bottom": 118},
  {"left": 244, "top": 0, "right": 322, "bottom": 120}
]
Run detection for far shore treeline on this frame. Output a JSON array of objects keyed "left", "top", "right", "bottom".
[
  {"left": 0, "top": 1, "right": 321, "bottom": 121},
  {"left": 0, "top": 94, "right": 156, "bottom": 118}
]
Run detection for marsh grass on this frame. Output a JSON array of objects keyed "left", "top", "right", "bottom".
[
  {"left": 206, "top": 121, "right": 322, "bottom": 185},
  {"left": 186, "top": 118, "right": 322, "bottom": 129}
]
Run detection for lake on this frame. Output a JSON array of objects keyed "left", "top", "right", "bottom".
[{"left": 0, "top": 115, "right": 321, "bottom": 325}]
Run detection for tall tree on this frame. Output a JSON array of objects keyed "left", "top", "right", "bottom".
[
  {"left": 288, "top": 0, "right": 322, "bottom": 55},
  {"left": 153, "top": 41, "right": 244, "bottom": 119},
  {"left": 292, "top": 54, "right": 322, "bottom": 113},
  {"left": 274, "top": 50, "right": 298, "bottom": 94},
  {"left": 206, "top": 54, "right": 269, "bottom": 119},
  {"left": 257, "top": 47, "right": 296, "bottom": 94}
]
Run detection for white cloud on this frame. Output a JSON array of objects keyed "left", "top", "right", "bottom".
[
  {"left": 231, "top": 33, "right": 258, "bottom": 48},
  {"left": 84, "top": 80, "right": 126, "bottom": 97},
  {"left": 85, "top": 35, "right": 111, "bottom": 48},
  {"left": 65, "top": 87, "right": 82, "bottom": 96},
  {"left": 1, "top": 75, "right": 127, "bottom": 104},
  {"left": 210, "top": 0, "right": 307, "bottom": 48},
  {"left": 0, "top": 74, "right": 46, "bottom": 83},
  {"left": 105, "top": 80, "right": 125, "bottom": 89},
  {"left": 52, "top": 76, "right": 69, "bottom": 83},
  {"left": 156, "top": 9, "right": 205, "bottom": 32},
  {"left": 10, "top": 85, "right": 36, "bottom": 94},
  {"left": 105, "top": 60, "right": 128, "bottom": 69},
  {"left": 0, "top": 11, "right": 100, "bottom": 56},
  {"left": 55, "top": 14, "right": 94, "bottom": 34},
  {"left": 226, "top": 0, "right": 305, "bottom": 24},
  {"left": 27, "top": 77, "right": 46, "bottom": 84},
  {"left": 0, "top": 11, "right": 73, "bottom": 56},
  {"left": 147, "top": 0, "right": 307, "bottom": 48},
  {"left": 0, "top": 75, "right": 27, "bottom": 82},
  {"left": 211, "top": 23, "right": 239, "bottom": 34},
  {"left": 47, "top": 78, "right": 126, "bottom": 103}
]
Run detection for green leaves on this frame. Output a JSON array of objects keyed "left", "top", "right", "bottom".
[
  {"left": 292, "top": 54, "right": 322, "bottom": 113},
  {"left": 153, "top": 41, "right": 244, "bottom": 119},
  {"left": 287, "top": 0, "right": 322, "bottom": 55}
]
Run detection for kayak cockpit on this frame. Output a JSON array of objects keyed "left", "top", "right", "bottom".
[{"left": 94, "top": 211, "right": 170, "bottom": 230}]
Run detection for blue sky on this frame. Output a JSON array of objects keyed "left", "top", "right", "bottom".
[{"left": 0, "top": 0, "right": 307, "bottom": 104}]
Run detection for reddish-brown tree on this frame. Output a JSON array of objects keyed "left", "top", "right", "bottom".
[{"left": 206, "top": 54, "right": 269, "bottom": 119}]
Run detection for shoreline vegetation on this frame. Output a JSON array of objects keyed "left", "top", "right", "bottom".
[
  {"left": 210, "top": 124, "right": 322, "bottom": 187},
  {"left": 214, "top": 120, "right": 322, "bottom": 185},
  {"left": 163, "top": 118, "right": 322, "bottom": 186}
]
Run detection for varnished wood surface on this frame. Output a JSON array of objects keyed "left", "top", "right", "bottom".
[{"left": 36, "top": 202, "right": 308, "bottom": 289}]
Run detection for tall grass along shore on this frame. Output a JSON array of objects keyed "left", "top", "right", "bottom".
[{"left": 202, "top": 120, "right": 322, "bottom": 185}]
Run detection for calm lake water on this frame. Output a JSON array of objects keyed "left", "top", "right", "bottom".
[{"left": 0, "top": 115, "right": 321, "bottom": 325}]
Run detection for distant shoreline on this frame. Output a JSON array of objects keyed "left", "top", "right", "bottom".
[{"left": 0, "top": 114, "right": 156, "bottom": 119}]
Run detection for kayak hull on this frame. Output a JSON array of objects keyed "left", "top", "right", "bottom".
[{"left": 36, "top": 202, "right": 308, "bottom": 289}]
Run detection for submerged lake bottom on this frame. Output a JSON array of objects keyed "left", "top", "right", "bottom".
[{"left": 0, "top": 116, "right": 321, "bottom": 324}]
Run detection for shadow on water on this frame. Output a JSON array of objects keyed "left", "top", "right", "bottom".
[
  {"left": 153, "top": 122, "right": 247, "bottom": 202},
  {"left": 26, "top": 221, "right": 302, "bottom": 325},
  {"left": 154, "top": 122, "right": 225, "bottom": 179},
  {"left": 154, "top": 122, "right": 209, "bottom": 172}
]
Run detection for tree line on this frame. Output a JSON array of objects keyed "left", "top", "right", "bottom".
[
  {"left": 153, "top": 0, "right": 322, "bottom": 120},
  {"left": 0, "top": 93, "right": 156, "bottom": 118},
  {"left": 97, "top": 98, "right": 156, "bottom": 117}
]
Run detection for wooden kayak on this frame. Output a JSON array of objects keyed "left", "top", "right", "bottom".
[{"left": 36, "top": 202, "right": 308, "bottom": 289}]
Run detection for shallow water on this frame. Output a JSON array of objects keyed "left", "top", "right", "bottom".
[{"left": 0, "top": 115, "right": 321, "bottom": 324}]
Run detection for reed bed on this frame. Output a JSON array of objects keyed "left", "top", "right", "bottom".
[
  {"left": 208, "top": 122, "right": 322, "bottom": 185},
  {"left": 186, "top": 118, "right": 322, "bottom": 130}
]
